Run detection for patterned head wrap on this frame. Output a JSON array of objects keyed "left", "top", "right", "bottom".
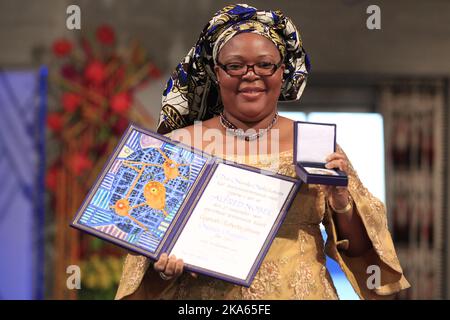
[{"left": 157, "top": 3, "right": 311, "bottom": 134}]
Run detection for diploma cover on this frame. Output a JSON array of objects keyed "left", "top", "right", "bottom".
[{"left": 71, "top": 124, "right": 300, "bottom": 287}]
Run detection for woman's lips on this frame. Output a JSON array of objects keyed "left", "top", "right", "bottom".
[{"left": 238, "top": 88, "right": 266, "bottom": 100}]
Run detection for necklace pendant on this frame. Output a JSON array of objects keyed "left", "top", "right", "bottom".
[
  {"left": 219, "top": 112, "right": 278, "bottom": 141},
  {"left": 236, "top": 128, "right": 245, "bottom": 136},
  {"left": 245, "top": 135, "right": 258, "bottom": 141}
]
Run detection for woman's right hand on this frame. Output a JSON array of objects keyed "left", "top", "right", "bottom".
[{"left": 153, "top": 253, "right": 198, "bottom": 280}]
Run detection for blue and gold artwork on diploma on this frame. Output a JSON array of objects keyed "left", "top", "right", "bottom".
[{"left": 75, "top": 127, "right": 208, "bottom": 254}]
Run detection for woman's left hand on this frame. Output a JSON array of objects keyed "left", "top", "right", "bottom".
[{"left": 323, "top": 152, "right": 351, "bottom": 210}]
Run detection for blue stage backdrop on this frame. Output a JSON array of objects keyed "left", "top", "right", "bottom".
[{"left": 0, "top": 67, "right": 47, "bottom": 299}]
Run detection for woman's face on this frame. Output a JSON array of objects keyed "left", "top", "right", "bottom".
[{"left": 214, "top": 33, "right": 285, "bottom": 122}]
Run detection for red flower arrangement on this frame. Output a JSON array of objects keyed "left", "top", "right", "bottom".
[
  {"left": 52, "top": 38, "right": 73, "bottom": 57},
  {"left": 69, "top": 152, "right": 94, "bottom": 176},
  {"left": 62, "top": 92, "right": 82, "bottom": 112},
  {"left": 47, "top": 112, "right": 64, "bottom": 132},
  {"left": 110, "top": 92, "right": 132, "bottom": 114},
  {"left": 47, "top": 24, "right": 162, "bottom": 300},
  {"left": 84, "top": 60, "right": 106, "bottom": 85},
  {"left": 96, "top": 24, "right": 116, "bottom": 45},
  {"left": 45, "top": 165, "right": 60, "bottom": 192},
  {"left": 47, "top": 24, "right": 161, "bottom": 184}
]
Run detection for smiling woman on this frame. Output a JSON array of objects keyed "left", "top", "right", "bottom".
[
  {"left": 115, "top": 3, "right": 410, "bottom": 300},
  {"left": 214, "top": 33, "right": 285, "bottom": 125}
]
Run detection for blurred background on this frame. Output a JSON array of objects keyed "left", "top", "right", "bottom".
[{"left": 0, "top": 0, "right": 449, "bottom": 299}]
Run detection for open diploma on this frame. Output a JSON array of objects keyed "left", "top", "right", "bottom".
[{"left": 71, "top": 125, "right": 299, "bottom": 287}]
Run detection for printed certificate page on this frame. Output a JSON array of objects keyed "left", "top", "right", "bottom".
[{"left": 169, "top": 163, "right": 295, "bottom": 282}]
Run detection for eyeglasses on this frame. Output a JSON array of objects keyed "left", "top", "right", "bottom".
[{"left": 217, "top": 60, "right": 283, "bottom": 77}]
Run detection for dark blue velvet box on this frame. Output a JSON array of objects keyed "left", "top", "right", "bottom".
[{"left": 293, "top": 121, "right": 348, "bottom": 186}]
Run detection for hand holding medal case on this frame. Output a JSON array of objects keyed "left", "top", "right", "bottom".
[{"left": 293, "top": 121, "right": 348, "bottom": 186}]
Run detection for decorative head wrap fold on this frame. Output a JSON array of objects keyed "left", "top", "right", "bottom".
[{"left": 157, "top": 3, "right": 311, "bottom": 134}]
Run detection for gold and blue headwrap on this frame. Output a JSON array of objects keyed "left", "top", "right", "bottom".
[{"left": 157, "top": 3, "right": 311, "bottom": 134}]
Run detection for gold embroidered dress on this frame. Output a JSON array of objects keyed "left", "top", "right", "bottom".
[{"left": 115, "top": 147, "right": 410, "bottom": 300}]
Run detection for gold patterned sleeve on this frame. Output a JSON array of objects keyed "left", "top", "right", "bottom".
[
  {"left": 115, "top": 254, "right": 150, "bottom": 299},
  {"left": 115, "top": 253, "right": 179, "bottom": 300},
  {"left": 322, "top": 145, "right": 410, "bottom": 299}
]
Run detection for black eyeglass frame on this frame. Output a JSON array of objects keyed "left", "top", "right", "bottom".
[{"left": 216, "top": 59, "right": 284, "bottom": 77}]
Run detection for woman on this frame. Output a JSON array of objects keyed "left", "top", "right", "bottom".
[{"left": 115, "top": 4, "right": 410, "bottom": 300}]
